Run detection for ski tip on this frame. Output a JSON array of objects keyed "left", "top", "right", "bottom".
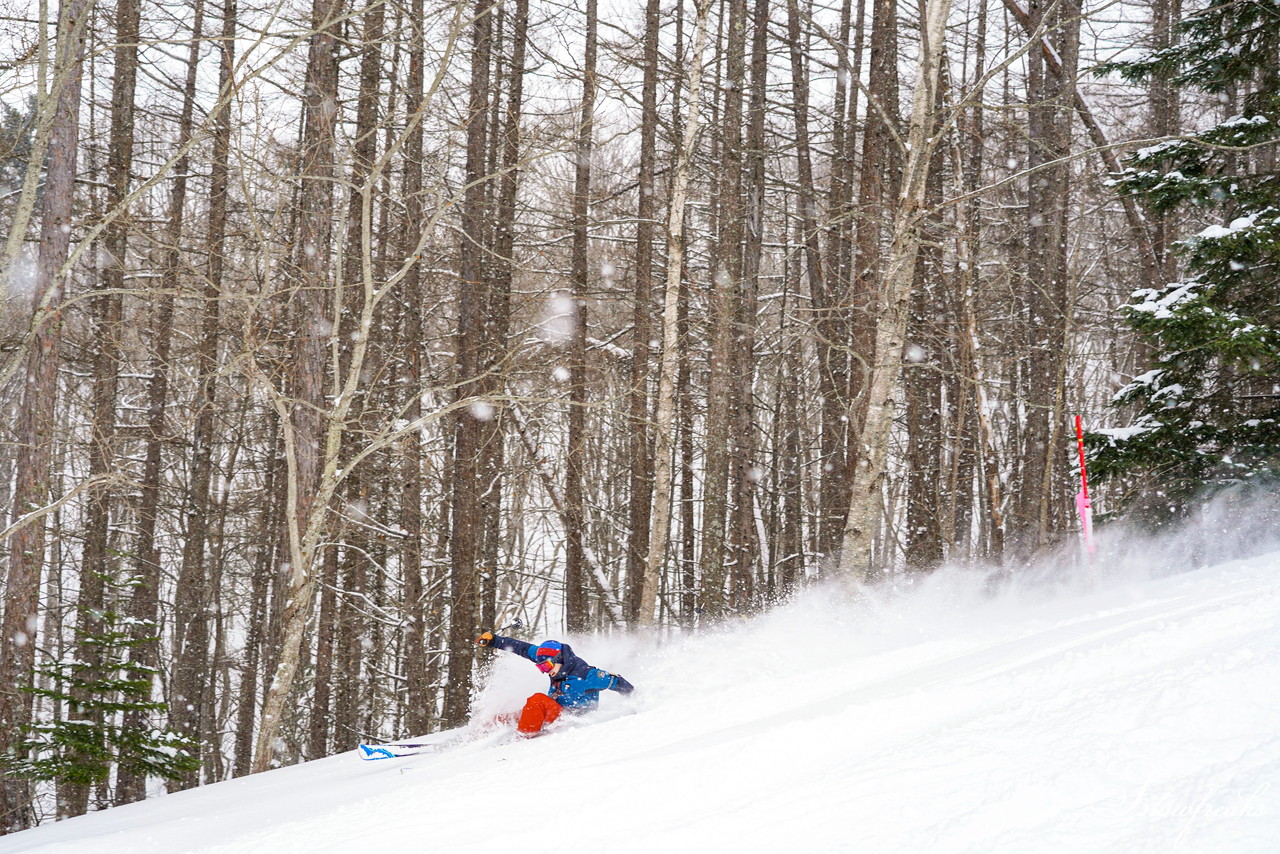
[{"left": 357, "top": 744, "right": 397, "bottom": 761}]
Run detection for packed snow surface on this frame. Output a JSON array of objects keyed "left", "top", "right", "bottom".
[{"left": 5, "top": 548, "right": 1280, "bottom": 853}]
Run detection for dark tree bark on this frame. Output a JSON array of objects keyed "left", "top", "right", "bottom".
[
  {"left": 171, "top": 0, "right": 238, "bottom": 784},
  {"left": 443, "top": 0, "right": 496, "bottom": 727},
  {"left": 903, "top": 142, "right": 946, "bottom": 573},
  {"left": 901, "top": 63, "right": 950, "bottom": 573},
  {"left": 999, "top": 0, "right": 1159, "bottom": 289},
  {"left": 565, "top": 0, "right": 596, "bottom": 632},
  {"left": 728, "top": 0, "right": 769, "bottom": 608},
  {"left": 116, "top": 0, "right": 206, "bottom": 807},
  {"left": 784, "top": 0, "right": 845, "bottom": 567},
  {"left": 1010, "top": 0, "right": 1079, "bottom": 564},
  {"left": 829, "top": 0, "right": 866, "bottom": 301},
  {"left": 333, "top": 543, "right": 366, "bottom": 748},
  {"left": 67, "top": 0, "right": 143, "bottom": 814},
  {"left": 122, "top": 0, "right": 199, "bottom": 814},
  {"left": 1149, "top": 0, "right": 1181, "bottom": 282},
  {"left": 777, "top": 230, "right": 805, "bottom": 595},
  {"left": 234, "top": 424, "right": 284, "bottom": 776},
  {"left": 399, "top": 0, "right": 432, "bottom": 738},
  {"left": 308, "top": 545, "right": 338, "bottom": 758},
  {"left": 331, "top": 0, "right": 385, "bottom": 753},
  {"left": 624, "top": 0, "right": 662, "bottom": 625},
  {"left": 480, "top": 0, "right": 527, "bottom": 633},
  {"left": 0, "top": 0, "right": 90, "bottom": 830},
  {"left": 826, "top": 0, "right": 897, "bottom": 563},
  {"left": 945, "top": 0, "right": 987, "bottom": 565},
  {"left": 699, "top": 0, "right": 748, "bottom": 620},
  {"left": 784, "top": 0, "right": 824, "bottom": 304},
  {"left": 849, "top": 0, "right": 901, "bottom": 455},
  {"left": 677, "top": 284, "right": 697, "bottom": 624},
  {"left": 813, "top": 0, "right": 853, "bottom": 559},
  {"left": 253, "top": 0, "right": 344, "bottom": 773}
]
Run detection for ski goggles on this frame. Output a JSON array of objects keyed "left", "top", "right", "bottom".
[{"left": 536, "top": 659, "right": 556, "bottom": 673}]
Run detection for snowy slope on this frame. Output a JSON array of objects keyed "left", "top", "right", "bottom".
[{"left": 4, "top": 551, "right": 1280, "bottom": 854}]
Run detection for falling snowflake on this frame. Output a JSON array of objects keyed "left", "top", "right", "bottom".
[{"left": 539, "top": 292, "right": 577, "bottom": 344}]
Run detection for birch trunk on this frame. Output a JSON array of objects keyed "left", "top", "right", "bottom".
[
  {"left": 638, "top": 0, "right": 712, "bottom": 626},
  {"left": 836, "top": 0, "right": 953, "bottom": 582}
]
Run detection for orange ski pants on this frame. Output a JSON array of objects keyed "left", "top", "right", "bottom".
[{"left": 517, "top": 693, "right": 563, "bottom": 735}]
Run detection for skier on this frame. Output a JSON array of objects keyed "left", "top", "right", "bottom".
[{"left": 475, "top": 632, "right": 635, "bottom": 736}]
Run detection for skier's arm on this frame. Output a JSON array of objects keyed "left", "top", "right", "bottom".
[
  {"left": 485, "top": 634, "right": 536, "bottom": 660},
  {"left": 584, "top": 668, "right": 634, "bottom": 695}
]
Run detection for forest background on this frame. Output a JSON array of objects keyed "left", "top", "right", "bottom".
[{"left": 0, "top": 0, "right": 1275, "bottom": 831}]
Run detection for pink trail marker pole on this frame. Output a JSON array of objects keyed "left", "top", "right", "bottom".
[{"left": 1075, "top": 415, "right": 1096, "bottom": 566}]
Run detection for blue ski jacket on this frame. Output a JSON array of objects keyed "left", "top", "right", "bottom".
[{"left": 490, "top": 636, "right": 634, "bottom": 711}]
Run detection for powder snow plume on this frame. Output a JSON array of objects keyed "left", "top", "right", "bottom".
[{"left": 7, "top": 491, "right": 1280, "bottom": 853}]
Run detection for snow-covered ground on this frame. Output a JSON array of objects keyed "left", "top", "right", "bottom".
[{"left": 5, "top": 541, "right": 1279, "bottom": 853}]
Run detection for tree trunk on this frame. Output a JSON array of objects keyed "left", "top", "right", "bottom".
[
  {"left": 778, "top": 237, "right": 805, "bottom": 595},
  {"left": 813, "top": 0, "right": 852, "bottom": 559},
  {"left": 624, "top": 0, "right": 662, "bottom": 625},
  {"left": 115, "top": 0, "right": 206, "bottom": 806},
  {"left": 639, "top": 0, "right": 712, "bottom": 626},
  {"left": 1009, "top": 0, "right": 1079, "bottom": 565},
  {"left": 677, "top": 273, "right": 697, "bottom": 624},
  {"left": 443, "top": 0, "right": 495, "bottom": 727},
  {"left": 700, "top": 0, "right": 748, "bottom": 621},
  {"left": 0, "top": 0, "right": 89, "bottom": 829},
  {"left": 836, "top": 0, "right": 953, "bottom": 581},
  {"left": 565, "top": 0, "right": 595, "bottom": 632},
  {"left": 728, "top": 0, "right": 769, "bottom": 608},
  {"left": 999, "top": 0, "right": 1159, "bottom": 290},
  {"left": 848, "top": 0, "right": 901, "bottom": 463},
  {"left": 233, "top": 422, "right": 282, "bottom": 775},
  {"left": 330, "top": 0, "right": 385, "bottom": 754},
  {"left": 903, "top": 83, "right": 948, "bottom": 574},
  {"left": 65, "top": 0, "right": 142, "bottom": 815},
  {"left": 172, "top": 0, "right": 238, "bottom": 783},
  {"left": 252, "top": 0, "right": 343, "bottom": 774},
  {"left": 831, "top": 0, "right": 897, "bottom": 564},
  {"left": 784, "top": 0, "right": 824, "bottom": 306},
  {"left": 1149, "top": 0, "right": 1181, "bottom": 282},
  {"left": 400, "top": 0, "right": 431, "bottom": 738}
]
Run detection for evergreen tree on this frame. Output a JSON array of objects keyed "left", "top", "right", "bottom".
[
  {"left": 2, "top": 608, "right": 199, "bottom": 799},
  {"left": 0, "top": 99, "right": 34, "bottom": 181},
  {"left": 1090, "top": 0, "right": 1280, "bottom": 519}
]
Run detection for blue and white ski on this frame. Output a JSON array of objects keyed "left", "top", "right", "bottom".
[{"left": 357, "top": 741, "right": 438, "bottom": 760}]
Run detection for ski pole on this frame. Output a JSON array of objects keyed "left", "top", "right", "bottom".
[
  {"left": 1075, "top": 415, "right": 1097, "bottom": 567},
  {"left": 478, "top": 618, "right": 522, "bottom": 649}
]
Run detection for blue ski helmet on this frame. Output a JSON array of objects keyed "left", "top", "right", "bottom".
[{"left": 534, "top": 640, "right": 563, "bottom": 661}]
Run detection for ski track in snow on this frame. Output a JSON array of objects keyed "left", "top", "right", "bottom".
[{"left": 4, "top": 554, "right": 1280, "bottom": 854}]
